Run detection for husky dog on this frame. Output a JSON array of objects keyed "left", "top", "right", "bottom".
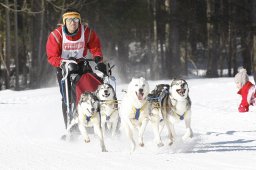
[
  {"left": 120, "top": 77, "right": 150, "bottom": 152},
  {"left": 96, "top": 83, "right": 119, "bottom": 137},
  {"left": 148, "top": 84, "right": 174, "bottom": 146},
  {"left": 77, "top": 92, "right": 107, "bottom": 152},
  {"left": 167, "top": 79, "right": 193, "bottom": 141}
]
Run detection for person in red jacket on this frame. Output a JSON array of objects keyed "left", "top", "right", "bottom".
[
  {"left": 46, "top": 8, "right": 107, "bottom": 129},
  {"left": 235, "top": 68, "right": 256, "bottom": 112}
]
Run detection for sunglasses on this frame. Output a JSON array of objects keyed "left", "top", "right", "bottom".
[{"left": 66, "top": 18, "right": 80, "bottom": 23}]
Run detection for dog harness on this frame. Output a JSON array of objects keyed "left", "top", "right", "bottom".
[
  {"left": 147, "top": 88, "right": 169, "bottom": 122},
  {"left": 149, "top": 102, "right": 164, "bottom": 122},
  {"left": 132, "top": 103, "right": 147, "bottom": 120},
  {"left": 82, "top": 108, "right": 100, "bottom": 123},
  {"left": 147, "top": 88, "right": 169, "bottom": 102},
  {"left": 86, "top": 115, "right": 92, "bottom": 122},
  {"left": 172, "top": 110, "right": 187, "bottom": 120},
  {"left": 99, "top": 100, "right": 118, "bottom": 121},
  {"left": 169, "top": 95, "right": 191, "bottom": 120}
]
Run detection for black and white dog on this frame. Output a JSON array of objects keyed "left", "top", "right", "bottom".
[
  {"left": 95, "top": 83, "right": 119, "bottom": 137},
  {"left": 77, "top": 92, "right": 107, "bottom": 152},
  {"left": 168, "top": 79, "right": 193, "bottom": 141},
  {"left": 148, "top": 84, "right": 174, "bottom": 146}
]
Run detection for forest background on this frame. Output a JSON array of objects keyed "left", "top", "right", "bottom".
[{"left": 0, "top": 0, "right": 256, "bottom": 90}]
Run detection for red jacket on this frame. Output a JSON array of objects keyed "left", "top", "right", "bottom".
[
  {"left": 237, "top": 81, "right": 254, "bottom": 112},
  {"left": 46, "top": 24, "right": 103, "bottom": 67}
]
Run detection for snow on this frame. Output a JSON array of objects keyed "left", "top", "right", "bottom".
[{"left": 0, "top": 77, "right": 256, "bottom": 170}]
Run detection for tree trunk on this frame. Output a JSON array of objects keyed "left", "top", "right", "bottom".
[
  {"left": 206, "top": 0, "right": 219, "bottom": 77},
  {"left": 152, "top": 0, "right": 159, "bottom": 79},
  {"left": 5, "top": 0, "right": 11, "bottom": 89},
  {"left": 14, "top": 0, "right": 19, "bottom": 90},
  {"left": 0, "top": 32, "right": 3, "bottom": 90},
  {"left": 170, "top": 0, "right": 180, "bottom": 77},
  {"left": 252, "top": 0, "right": 256, "bottom": 82},
  {"left": 30, "top": 0, "right": 44, "bottom": 88},
  {"left": 37, "top": 0, "right": 45, "bottom": 87}
]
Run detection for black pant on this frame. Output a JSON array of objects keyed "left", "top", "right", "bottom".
[{"left": 57, "top": 68, "right": 68, "bottom": 129}]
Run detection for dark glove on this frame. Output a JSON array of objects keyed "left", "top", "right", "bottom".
[
  {"left": 78, "top": 62, "right": 93, "bottom": 74},
  {"left": 94, "top": 56, "right": 102, "bottom": 64},
  {"left": 96, "top": 62, "right": 108, "bottom": 75},
  {"left": 68, "top": 63, "right": 79, "bottom": 74}
]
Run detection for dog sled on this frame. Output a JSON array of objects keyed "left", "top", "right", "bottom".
[{"left": 60, "top": 58, "right": 115, "bottom": 140}]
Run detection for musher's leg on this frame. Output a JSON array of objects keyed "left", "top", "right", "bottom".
[{"left": 57, "top": 68, "right": 68, "bottom": 129}]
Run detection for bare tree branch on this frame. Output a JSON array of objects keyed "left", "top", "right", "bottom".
[{"left": 0, "top": 2, "right": 44, "bottom": 14}]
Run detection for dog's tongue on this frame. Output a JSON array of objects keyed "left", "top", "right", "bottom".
[{"left": 137, "top": 93, "right": 144, "bottom": 100}]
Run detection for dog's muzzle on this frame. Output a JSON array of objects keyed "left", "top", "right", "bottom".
[
  {"left": 136, "top": 88, "right": 144, "bottom": 100},
  {"left": 176, "top": 88, "right": 186, "bottom": 96},
  {"left": 102, "top": 90, "right": 110, "bottom": 97}
]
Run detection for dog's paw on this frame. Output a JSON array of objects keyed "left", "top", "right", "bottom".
[
  {"left": 189, "top": 130, "right": 194, "bottom": 138},
  {"left": 84, "top": 139, "right": 90, "bottom": 143},
  {"left": 60, "top": 134, "right": 66, "bottom": 141},
  {"left": 168, "top": 138, "right": 174, "bottom": 145},
  {"left": 102, "top": 148, "right": 108, "bottom": 152},
  {"left": 182, "top": 128, "right": 193, "bottom": 141},
  {"left": 139, "top": 143, "right": 144, "bottom": 147},
  {"left": 157, "top": 142, "right": 164, "bottom": 147}
]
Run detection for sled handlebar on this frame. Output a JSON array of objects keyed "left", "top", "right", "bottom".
[
  {"left": 61, "top": 58, "right": 96, "bottom": 80},
  {"left": 79, "top": 58, "right": 95, "bottom": 62},
  {"left": 61, "top": 60, "right": 78, "bottom": 80},
  {"left": 61, "top": 58, "right": 95, "bottom": 64}
]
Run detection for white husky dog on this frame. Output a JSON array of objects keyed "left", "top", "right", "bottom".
[
  {"left": 167, "top": 79, "right": 193, "bottom": 141},
  {"left": 96, "top": 83, "right": 119, "bottom": 137},
  {"left": 120, "top": 77, "right": 150, "bottom": 152},
  {"left": 77, "top": 92, "right": 107, "bottom": 152}
]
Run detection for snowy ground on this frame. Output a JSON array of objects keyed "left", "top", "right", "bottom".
[{"left": 0, "top": 77, "right": 256, "bottom": 170}]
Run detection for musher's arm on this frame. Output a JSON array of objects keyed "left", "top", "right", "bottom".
[
  {"left": 46, "top": 28, "right": 63, "bottom": 67},
  {"left": 86, "top": 28, "right": 103, "bottom": 62}
]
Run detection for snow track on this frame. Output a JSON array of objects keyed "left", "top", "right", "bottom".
[{"left": 0, "top": 79, "right": 256, "bottom": 169}]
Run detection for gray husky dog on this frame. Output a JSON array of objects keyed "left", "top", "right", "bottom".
[
  {"left": 77, "top": 92, "right": 107, "bottom": 152},
  {"left": 168, "top": 79, "right": 193, "bottom": 141},
  {"left": 95, "top": 83, "right": 119, "bottom": 137},
  {"left": 148, "top": 84, "right": 174, "bottom": 146}
]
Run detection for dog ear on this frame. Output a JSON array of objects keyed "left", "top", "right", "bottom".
[
  {"left": 80, "top": 93, "right": 89, "bottom": 102},
  {"left": 95, "top": 88, "right": 99, "bottom": 97}
]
